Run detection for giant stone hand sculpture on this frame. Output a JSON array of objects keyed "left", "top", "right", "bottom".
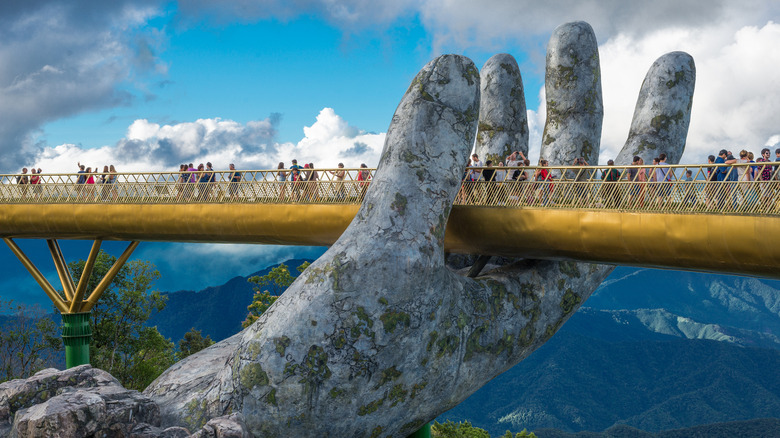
[{"left": 145, "top": 21, "right": 695, "bottom": 437}]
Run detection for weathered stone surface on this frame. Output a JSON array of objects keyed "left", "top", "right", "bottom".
[
  {"left": 615, "top": 51, "right": 695, "bottom": 165},
  {"left": 1, "top": 365, "right": 160, "bottom": 438},
  {"left": 476, "top": 53, "right": 529, "bottom": 163},
  {"left": 188, "top": 413, "right": 250, "bottom": 438},
  {"left": 146, "top": 22, "right": 695, "bottom": 438},
  {"left": 540, "top": 21, "right": 602, "bottom": 167},
  {"left": 145, "top": 333, "right": 242, "bottom": 430}
]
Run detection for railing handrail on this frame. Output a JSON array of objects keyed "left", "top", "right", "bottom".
[{"left": 1, "top": 164, "right": 779, "bottom": 217}]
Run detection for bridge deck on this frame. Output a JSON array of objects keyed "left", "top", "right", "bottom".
[{"left": 2, "top": 164, "right": 779, "bottom": 279}]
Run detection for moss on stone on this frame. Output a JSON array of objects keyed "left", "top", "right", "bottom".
[
  {"left": 666, "top": 70, "right": 686, "bottom": 88},
  {"left": 518, "top": 324, "right": 535, "bottom": 348},
  {"left": 329, "top": 387, "right": 344, "bottom": 398},
  {"left": 378, "top": 366, "right": 403, "bottom": 387},
  {"left": 388, "top": 384, "right": 408, "bottom": 406},
  {"left": 240, "top": 363, "right": 269, "bottom": 389},
  {"left": 358, "top": 397, "right": 386, "bottom": 416},
  {"left": 435, "top": 334, "right": 459, "bottom": 358},
  {"left": 410, "top": 381, "right": 428, "bottom": 399},
  {"left": 500, "top": 62, "right": 515, "bottom": 75},
  {"left": 267, "top": 388, "right": 278, "bottom": 406},
  {"left": 274, "top": 336, "right": 291, "bottom": 357},
  {"left": 560, "top": 288, "right": 581, "bottom": 315},
  {"left": 183, "top": 397, "right": 210, "bottom": 431},
  {"left": 463, "top": 64, "right": 480, "bottom": 86},
  {"left": 334, "top": 332, "right": 347, "bottom": 349},
  {"left": 302, "top": 345, "right": 331, "bottom": 382},
  {"left": 391, "top": 192, "right": 408, "bottom": 215},
  {"left": 380, "top": 310, "right": 411, "bottom": 333},
  {"left": 650, "top": 110, "right": 685, "bottom": 132},
  {"left": 370, "top": 426, "right": 383, "bottom": 438},
  {"left": 457, "top": 311, "right": 470, "bottom": 329},
  {"left": 378, "top": 297, "right": 388, "bottom": 306},
  {"left": 427, "top": 331, "right": 439, "bottom": 352}
]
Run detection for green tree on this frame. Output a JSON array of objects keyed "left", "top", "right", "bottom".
[
  {"left": 502, "top": 430, "right": 537, "bottom": 438},
  {"left": 0, "top": 301, "right": 62, "bottom": 382},
  {"left": 68, "top": 251, "right": 174, "bottom": 390},
  {"left": 431, "top": 420, "right": 490, "bottom": 438},
  {"left": 177, "top": 327, "right": 214, "bottom": 361},
  {"left": 242, "top": 261, "right": 310, "bottom": 328}
]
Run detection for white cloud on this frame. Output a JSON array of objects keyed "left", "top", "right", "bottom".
[
  {"left": 597, "top": 20, "right": 780, "bottom": 164},
  {"left": 31, "top": 108, "right": 385, "bottom": 174}
]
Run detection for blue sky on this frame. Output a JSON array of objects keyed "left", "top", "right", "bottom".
[{"left": 2, "top": 0, "right": 780, "bottom": 308}]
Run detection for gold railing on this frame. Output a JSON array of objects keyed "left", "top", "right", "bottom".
[{"left": 2, "top": 163, "right": 779, "bottom": 216}]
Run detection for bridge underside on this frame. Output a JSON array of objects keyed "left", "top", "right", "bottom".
[{"left": 1, "top": 204, "right": 777, "bottom": 279}]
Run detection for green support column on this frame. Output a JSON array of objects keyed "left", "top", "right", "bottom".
[
  {"left": 408, "top": 423, "right": 431, "bottom": 438},
  {"left": 62, "top": 312, "right": 92, "bottom": 368}
]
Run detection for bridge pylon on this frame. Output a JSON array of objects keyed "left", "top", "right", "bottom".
[{"left": 3, "top": 238, "right": 139, "bottom": 368}]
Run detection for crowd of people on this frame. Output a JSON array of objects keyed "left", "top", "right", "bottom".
[
  {"left": 11, "top": 148, "right": 780, "bottom": 209},
  {"left": 460, "top": 148, "right": 780, "bottom": 208}
]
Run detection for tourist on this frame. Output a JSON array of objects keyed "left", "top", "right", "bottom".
[
  {"left": 177, "top": 164, "right": 188, "bottom": 199},
  {"left": 756, "top": 148, "right": 774, "bottom": 207},
  {"left": 357, "top": 163, "right": 371, "bottom": 201},
  {"left": 737, "top": 150, "right": 751, "bottom": 205},
  {"left": 705, "top": 155, "right": 718, "bottom": 209},
  {"left": 571, "top": 157, "right": 590, "bottom": 206},
  {"left": 17, "top": 167, "right": 29, "bottom": 185},
  {"left": 494, "top": 162, "right": 507, "bottom": 183},
  {"left": 533, "top": 159, "right": 553, "bottom": 205},
  {"left": 196, "top": 164, "right": 210, "bottom": 201},
  {"left": 202, "top": 162, "right": 216, "bottom": 201},
  {"left": 494, "top": 162, "right": 507, "bottom": 205},
  {"left": 229, "top": 163, "right": 242, "bottom": 200},
  {"left": 775, "top": 148, "right": 780, "bottom": 180},
  {"left": 307, "top": 163, "right": 319, "bottom": 201},
  {"left": 655, "top": 153, "right": 672, "bottom": 203},
  {"left": 29, "top": 168, "right": 41, "bottom": 196},
  {"left": 683, "top": 169, "right": 695, "bottom": 205},
  {"left": 76, "top": 163, "right": 87, "bottom": 185},
  {"left": 289, "top": 159, "right": 302, "bottom": 179},
  {"left": 329, "top": 163, "right": 346, "bottom": 200},
  {"left": 275, "top": 162, "right": 286, "bottom": 201},
  {"left": 85, "top": 167, "right": 96, "bottom": 200},
  {"left": 290, "top": 167, "right": 303, "bottom": 201},
  {"left": 715, "top": 149, "right": 738, "bottom": 208},
  {"left": 630, "top": 156, "right": 647, "bottom": 208},
  {"left": 601, "top": 159, "right": 620, "bottom": 208},
  {"left": 470, "top": 153, "right": 483, "bottom": 181},
  {"left": 100, "top": 165, "right": 110, "bottom": 200},
  {"left": 108, "top": 165, "right": 118, "bottom": 200}
]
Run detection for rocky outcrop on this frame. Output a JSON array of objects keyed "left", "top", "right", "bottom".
[
  {"left": 0, "top": 366, "right": 158, "bottom": 437},
  {"left": 476, "top": 53, "right": 529, "bottom": 163},
  {"left": 0, "top": 365, "right": 251, "bottom": 438}
]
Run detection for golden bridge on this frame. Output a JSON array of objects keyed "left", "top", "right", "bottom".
[{"left": 2, "top": 163, "right": 779, "bottom": 315}]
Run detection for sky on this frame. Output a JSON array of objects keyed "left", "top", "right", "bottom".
[{"left": 2, "top": 0, "right": 780, "bottom": 308}]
